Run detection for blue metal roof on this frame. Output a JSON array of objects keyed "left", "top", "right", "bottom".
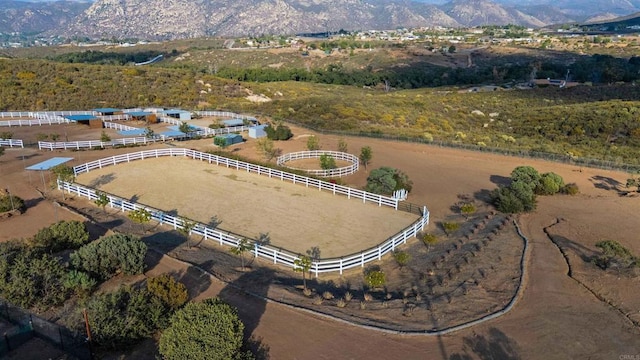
[
  {"left": 217, "top": 133, "right": 242, "bottom": 139},
  {"left": 163, "top": 109, "right": 190, "bottom": 115},
  {"left": 65, "top": 114, "right": 97, "bottom": 121},
  {"left": 118, "top": 129, "right": 146, "bottom": 136},
  {"left": 160, "top": 130, "right": 186, "bottom": 137},
  {"left": 26, "top": 157, "right": 74, "bottom": 171},
  {"left": 222, "top": 119, "right": 245, "bottom": 127},
  {"left": 127, "top": 111, "right": 152, "bottom": 117}
]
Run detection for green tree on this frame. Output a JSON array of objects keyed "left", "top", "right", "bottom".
[
  {"left": 359, "top": 146, "right": 372, "bottom": 169},
  {"left": 94, "top": 191, "right": 109, "bottom": 212},
  {"left": 365, "top": 167, "right": 396, "bottom": 195},
  {"left": 70, "top": 233, "right": 147, "bottom": 280},
  {"left": 86, "top": 286, "right": 167, "bottom": 348},
  {"left": 159, "top": 298, "right": 250, "bottom": 360},
  {"left": 0, "top": 192, "right": 23, "bottom": 212},
  {"left": 101, "top": 131, "right": 111, "bottom": 142},
  {"left": 128, "top": 208, "right": 152, "bottom": 233},
  {"left": 537, "top": 172, "right": 564, "bottom": 195},
  {"left": 63, "top": 270, "right": 97, "bottom": 299},
  {"left": 179, "top": 122, "right": 195, "bottom": 138},
  {"left": 256, "top": 137, "right": 281, "bottom": 161},
  {"left": 306, "top": 135, "right": 320, "bottom": 150},
  {"left": 30, "top": 220, "right": 90, "bottom": 252},
  {"left": 0, "top": 251, "right": 68, "bottom": 310},
  {"left": 147, "top": 274, "right": 189, "bottom": 310},
  {"left": 319, "top": 154, "right": 337, "bottom": 170},
  {"left": 177, "top": 217, "right": 197, "bottom": 248},
  {"left": 293, "top": 255, "right": 312, "bottom": 291},
  {"left": 265, "top": 124, "right": 292, "bottom": 140},
  {"left": 51, "top": 164, "right": 75, "bottom": 200},
  {"left": 337, "top": 138, "right": 348, "bottom": 153},
  {"left": 229, "top": 238, "right": 253, "bottom": 271}
]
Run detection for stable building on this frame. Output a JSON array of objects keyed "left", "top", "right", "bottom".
[
  {"left": 127, "top": 111, "right": 158, "bottom": 124},
  {"left": 93, "top": 108, "right": 123, "bottom": 116},
  {"left": 65, "top": 114, "right": 102, "bottom": 129},
  {"left": 214, "top": 133, "right": 243, "bottom": 147},
  {"left": 163, "top": 109, "right": 192, "bottom": 121}
]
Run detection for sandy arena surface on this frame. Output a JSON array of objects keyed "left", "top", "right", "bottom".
[
  {"left": 75, "top": 157, "right": 418, "bottom": 257},
  {"left": 0, "top": 122, "right": 639, "bottom": 359}
]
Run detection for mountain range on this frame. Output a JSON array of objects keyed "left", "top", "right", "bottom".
[{"left": 1, "top": 0, "right": 638, "bottom": 40}]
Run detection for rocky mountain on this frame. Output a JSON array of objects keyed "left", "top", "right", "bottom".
[
  {"left": 0, "top": 0, "right": 90, "bottom": 34},
  {"left": 2, "top": 0, "right": 640, "bottom": 40}
]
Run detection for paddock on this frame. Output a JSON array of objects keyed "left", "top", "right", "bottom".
[{"left": 74, "top": 156, "right": 419, "bottom": 258}]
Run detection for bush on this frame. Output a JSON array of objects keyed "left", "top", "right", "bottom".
[
  {"left": 63, "top": 270, "right": 97, "bottom": 299},
  {"left": 536, "top": 172, "right": 564, "bottom": 195},
  {"left": 265, "top": 124, "right": 292, "bottom": 140},
  {"left": 422, "top": 233, "right": 438, "bottom": 249},
  {"left": 365, "top": 167, "right": 413, "bottom": 195},
  {"left": 364, "top": 269, "right": 386, "bottom": 289},
  {"left": 147, "top": 274, "right": 189, "bottom": 310},
  {"left": 85, "top": 286, "right": 167, "bottom": 348},
  {"left": 0, "top": 251, "right": 68, "bottom": 309},
  {"left": 0, "top": 194, "right": 24, "bottom": 213},
  {"left": 70, "top": 233, "right": 147, "bottom": 280},
  {"left": 442, "top": 222, "right": 460, "bottom": 236},
  {"left": 159, "top": 298, "right": 250, "bottom": 360},
  {"left": 319, "top": 154, "right": 336, "bottom": 169},
  {"left": 593, "top": 240, "right": 638, "bottom": 270},
  {"left": 393, "top": 250, "right": 411, "bottom": 269},
  {"left": 562, "top": 182, "right": 580, "bottom": 195},
  {"left": 30, "top": 220, "right": 90, "bottom": 252}
]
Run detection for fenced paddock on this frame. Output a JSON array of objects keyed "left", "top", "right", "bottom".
[
  {"left": 277, "top": 150, "right": 359, "bottom": 177},
  {"left": 65, "top": 148, "right": 429, "bottom": 275}
]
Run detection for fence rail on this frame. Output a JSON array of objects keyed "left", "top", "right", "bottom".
[
  {"left": 195, "top": 111, "right": 257, "bottom": 121},
  {"left": 0, "top": 139, "right": 24, "bottom": 148},
  {"left": 103, "top": 121, "right": 139, "bottom": 131},
  {"left": 277, "top": 150, "right": 359, "bottom": 177},
  {"left": 39, "top": 137, "right": 157, "bottom": 150},
  {"left": 99, "top": 114, "right": 131, "bottom": 121},
  {"left": 0, "top": 117, "right": 70, "bottom": 127},
  {"left": 65, "top": 148, "right": 430, "bottom": 275}
]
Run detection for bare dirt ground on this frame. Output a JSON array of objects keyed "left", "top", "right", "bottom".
[{"left": 1, "top": 123, "right": 639, "bottom": 359}]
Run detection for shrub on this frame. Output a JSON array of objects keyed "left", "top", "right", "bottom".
[
  {"left": 265, "top": 124, "right": 292, "bottom": 140},
  {"left": 0, "top": 193, "right": 24, "bottom": 213},
  {"left": 70, "top": 233, "right": 147, "bottom": 280},
  {"left": 459, "top": 203, "right": 476, "bottom": 218},
  {"left": 86, "top": 286, "right": 167, "bottom": 348},
  {"left": 364, "top": 270, "right": 386, "bottom": 289},
  {"left": 365, "top": 167, "right": 413, "bottom": 195},
  {"left": 442, "top": 222, "right": 460, "bottom": 236},
  {"left": 537, "top": 172, "right": 564, "bottom": 195},
  {"left": 336, "top": 298, "right": 347, "bottom": 308},
  {"left": 30, "top": 220, "right": 90, "bottom": 252},
  {"left": 63, "top": 270, "right": 97, "bottom": 299},
  {"left": 147, "top": 274, "right": 189, "bottom": 310},
  {"left": 422, "top": 233, "right": 438, "bottom": 249},
  {"left": 344, "top": 291, "right": 353, "bottom": 302},
  {"left": 0, "top": 251, "right": 68, "bottom": 310},
  {"left": 562, "top": 183, "right": 580, "bottom": 195},
  {"left": 322, "top": 291, "right": 334, "bottom": 300},
  {"left": 393, "top": 250, "right": 411, "bottom": 269},
  {"left": 319, "top": 154, "right": 336, "bottom": 169}
]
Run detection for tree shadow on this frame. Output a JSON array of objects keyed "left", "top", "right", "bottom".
[
  {"left": 218, "top": 267, "right": 274, "bottom": 360},
  {"left": 449, "top": 327, "right": 521, "bottom": 360},
  {"left": 142, "top": 231, "right": 188, "bottom": 269},
  {"left": 17, "top": 153, "right": 41, "bottom": 160},
  {"left": 473, "top": 189, "right": 494, "bottom": 204},
  {"left": 589, "top": 175, "right": 627, "bottom": 195},
  {"left": 489, "top": 175, "right": 511, "bottom": 186},
  {"left": 88, "top": 173, "right": 115, "bottom": 188},
  {"left": 548, "top": 233, "right": 597, "bottom": 264},
  {"left": 129, "top": 194, "right": 140, "bottom": 203}
]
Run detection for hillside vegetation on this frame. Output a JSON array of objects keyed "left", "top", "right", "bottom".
[{"left": 2, "top": 42, "right": 640, "bottom": 169}]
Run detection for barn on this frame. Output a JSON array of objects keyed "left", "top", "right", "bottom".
[
  {"left": 214, "top": 133, "right": 243, "bottom": 147},
  {"left": 65, "top": 114, "right": 102, "bottom": 129},
  {"left": 163, "top": 109, "right": 191, "bottom": 121},
  {"left": 248, "top": 125, "right": 267, "bottom": 139},
  {"left": 128, "top": 111, "right": 158, "bottom": 124}
]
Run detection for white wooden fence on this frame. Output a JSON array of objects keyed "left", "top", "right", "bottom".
[
  {"left": 99, "top": 115, "right": 131, "bottom": 121},
  {"left": 195, "top": 111, "right": 257, "bottom": 122},
  {"left": 60, "top": 148, "right": 429, "bottom": 275},
  {"left": 277, "top": 150, "right": 359, "bottom": 178},
  {"left": 103, "top": 122, "right": 139, "bottom": 131},
  {"left": 39, "top": 137, "right": 157, "bottom": 150},
  {"left": 0, "top": 139, "right": 24, "bottom": 148}
]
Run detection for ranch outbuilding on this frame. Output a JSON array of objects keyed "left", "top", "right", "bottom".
[{"left": 214, "top": 133, "right": 243, "bottom": 147}]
